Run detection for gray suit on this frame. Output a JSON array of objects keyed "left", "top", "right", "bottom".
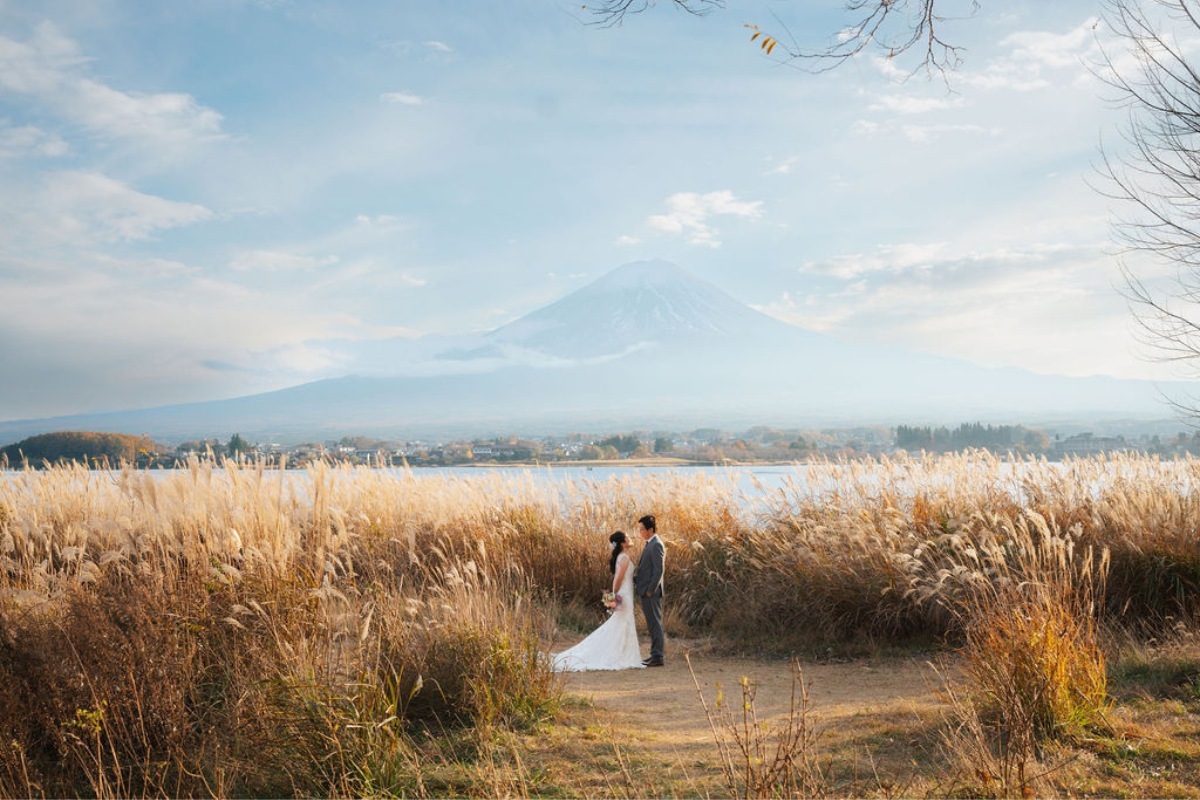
[{"left": 634, "top": 535, "right": 665, "bottom": 661}]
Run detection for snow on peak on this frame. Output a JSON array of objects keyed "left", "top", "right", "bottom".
[
  {"left": 585, "top": 259, "right": 692, "bottom": 291},
  {"left": 486, "top": 259, "right": 785, "bottom": 357}
]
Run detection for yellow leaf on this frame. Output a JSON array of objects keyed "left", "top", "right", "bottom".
[
  {"left": 766, "top": 40, "right": 777, "bottom": 55},
  {"left": 750, "top": 31, "right": 761, "bottom": 42}
]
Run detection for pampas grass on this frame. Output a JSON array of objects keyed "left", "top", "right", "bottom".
[
  {"left": 0, "top": 458, "right": 566, "bottom": 798},
  {"left": 0, "top": 451, "right": 1196, "bottom": 796}
]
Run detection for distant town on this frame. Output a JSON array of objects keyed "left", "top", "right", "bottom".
[{"left": 5, "top": 422, "right": 1200, "bottom": 469}]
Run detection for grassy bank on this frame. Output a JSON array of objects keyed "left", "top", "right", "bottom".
[{"left": 1, "top": 453, "right": 1198, "bottom": 796}]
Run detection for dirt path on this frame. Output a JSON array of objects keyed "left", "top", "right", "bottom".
[
  {"left": 537, "top": 635, "right": 1193, "bottom": 798},
  {"left": 553, "top": 635, "right": 946, "bottom": 757}
]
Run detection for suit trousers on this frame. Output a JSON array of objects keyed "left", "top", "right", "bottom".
[{"left": 640, "top": 594, "right": 664, "bottom": 661}]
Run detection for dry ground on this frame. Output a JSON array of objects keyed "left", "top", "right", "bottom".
[
  {"left": 521, "top": 635, "right": 1200, "bottom": 798},
  {"left": 556, "top": 635, "right": 942, "bottom": 752},
  {"left": 522, "top": 633, "right": 948, "bottom": 797}
]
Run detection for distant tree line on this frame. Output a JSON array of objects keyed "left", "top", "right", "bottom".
[
  {"left": 176, "top": 434, "right": 254, "bottom": 458},
  {"left": 895, "top": 423, "right": 1049, "bottom": 452},
  {"left": 1, "top": 431, "right": 163, "bottom": 466},
  {"left": 598, "top": 434, "right": 641, "bottom": 455}
]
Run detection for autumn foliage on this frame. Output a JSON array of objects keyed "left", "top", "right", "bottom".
[{"left": 1, "top": 430, "right": 162, "bottom": 466}]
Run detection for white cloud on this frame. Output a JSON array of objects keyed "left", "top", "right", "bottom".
[
  {"left": 852, "top": 117, "right": 1000, "bottom": 143},
  {"left": 900, "top": 123, "right": 1000, "bottom": 143},
  {"left": 1001, "top": 17, "right": 1101, "bottom": 68},
  {"left": 229, "top": 250, "right": 340, "bottom": 271},
  {"left": 764, "top": 240, "right": 1164, "bottom": 379},
  {"left": 959, "top": 18, "right": 1100, "bottom": 92},
  {"left": 870, "top": 55, "right": 908, "bottom": 79},
  {"left": 0, "top": 120, "right": 67, "bottom": 158},
  {"left": 377, "top": 39, "right": 412, "bottom": 55},
  {"left": 867, "top": 18, "right": 1103, "bottom": 93},
  {"left": 0, "top": 261, "right": 403, "bottom": 416},
  {"left": 0, "top": 197, "right": 432, "bottom": 416},
  {"left": 92, "top": 253, "right": 196, "bottom": 278},
  {"left": 354, "top": 214, "right": 404, "bottom": 228},
  {"left": 265, "top": 343, "right": 346, "bottom": 374},
  {"left": 378, "top": 39, "right": 453, "bottom": 57},
  {"left": 380, "top": 91, "right": 423, "bottom": 105},
  {"left": 0, "top": 21, "right": 88, "bottom": 95},
  {"left": 752, "top": 291, "right": 854, "bottom": 335},
  {"left": 802, "top": 242, "right": 948, "bottom": 280},
  {"left": 868, "top": 95, "right": 964, "bottom": 114},
  {"left": 614, "top": 234, "right": 641, "bottom": 245},
  {"left": 646, "top": 190, "right": 763, "bottom": 248},
  {"left": 0, "top": 22, "right": 225, "bottom": 151},
  {"left": 225, "top": 215, "right": 426, "bottom": 292},
  {"left": 962, "top": 73, "right": 1050, "bottom": 92},
  {"left": 763, "top": 155, "right": 797, "bottom": 176},
  {"left": 72, "top": 80, "right": 223, "bottom": 144},
  {"left": 31, "top": 170, "right": 212, "bottom": 243}
]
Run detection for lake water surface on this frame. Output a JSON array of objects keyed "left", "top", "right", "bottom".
[
  {"left": 1, "top": 460, "right": 1185, "bottom": 507},
  {"left": 0, "top": 463, "right": 812, "bottom": 500}
]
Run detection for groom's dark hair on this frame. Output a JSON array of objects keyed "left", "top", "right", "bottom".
[{"left": 638, "top": 514, "right": 656, "bottom": 532}]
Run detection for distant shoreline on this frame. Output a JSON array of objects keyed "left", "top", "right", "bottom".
[
  {"left": 0, "top": 456, "right": 806, "bottom": 472},
  {"left": 456, "top": 457, "right": 798, "bottom": 468},
  {"left": 0, "top": 453, "right": 1169, "bottom": 472}
]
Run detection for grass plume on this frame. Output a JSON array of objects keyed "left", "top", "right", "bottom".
[{"left": 0, "top": 451, "right": 1196, "bottom": 795}]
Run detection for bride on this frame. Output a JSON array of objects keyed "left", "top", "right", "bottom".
[{"left": 551, "top": 531, "right": 644, "bottom": 672}]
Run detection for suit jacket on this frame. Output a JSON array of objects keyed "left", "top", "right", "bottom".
[{"left": 634, "top": 535, "right": 665, "bottom": 598}]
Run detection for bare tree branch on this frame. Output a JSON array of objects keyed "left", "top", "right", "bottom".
[
  {"left": 585, "top": 0, "right": 978, "bottom": 78},
  {"left": 782, "top": 0, "right": 978, "bottom": 78},
  {"left": 586, "top": 0, "right": 724, "bottom": 28},
  {"left": 1099, "top": 0, "right": 1200, "bottom": 416}
]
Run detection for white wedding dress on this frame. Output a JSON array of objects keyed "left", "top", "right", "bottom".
[{"left": 552, "top": 553, "right": 645, "bottom": 672}]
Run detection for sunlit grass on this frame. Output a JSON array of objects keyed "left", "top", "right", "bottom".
[{"left": 0, "top": 452, "right": 1197, "bottom": 796}]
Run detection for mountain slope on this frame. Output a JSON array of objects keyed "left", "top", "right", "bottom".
[
  {"left": 486, "top": 259, "right": 788, "bottom": 357},
  {"left": 0, "top": 260, "right": 1186, "bottom": 442}
]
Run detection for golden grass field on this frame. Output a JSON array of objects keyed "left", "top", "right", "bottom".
[{"left": 3, "top": 452, "right": 1200, "bottom": 797}]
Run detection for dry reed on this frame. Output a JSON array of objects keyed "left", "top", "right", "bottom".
[
  {"left": 0, "top": 451, "right": 1196, "bottom": 795},
  {"left": 687, "top": 654, "right": 830, "bottom": 799}
]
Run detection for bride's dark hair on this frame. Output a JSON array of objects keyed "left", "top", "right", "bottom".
[{"left": 608, "top": 530, "right": 628, "bottom": 574}]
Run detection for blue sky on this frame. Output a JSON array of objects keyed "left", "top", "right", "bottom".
[{"left": 0, "top": 0, "right": 1173, "bottom": 418}]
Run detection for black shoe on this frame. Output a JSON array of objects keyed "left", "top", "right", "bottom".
[{"left": 644, "top": 658, "right": 665, "bottom": 667}]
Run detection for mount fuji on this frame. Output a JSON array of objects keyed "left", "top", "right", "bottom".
[{"left": 0, "top": 260, "right": 1185, "bottom": 442}]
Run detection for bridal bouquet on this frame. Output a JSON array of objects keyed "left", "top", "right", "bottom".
[{"left": 602, "top": 591, "right": 620, "bottom": 612}]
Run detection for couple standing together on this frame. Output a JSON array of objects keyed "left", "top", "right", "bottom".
[{"left": 551, "top": 514, "right": 665, "bottom": 672}]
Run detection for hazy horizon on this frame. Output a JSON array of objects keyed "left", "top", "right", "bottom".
[{"left": 0, "top": 0, "right": 1188, "bottom": 423}]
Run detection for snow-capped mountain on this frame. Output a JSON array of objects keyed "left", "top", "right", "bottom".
[
  {"left": 485, "top": 259, "right": 783, "bottom": 358},
  {"left": 0, "top": 260, "right": 1187, "bottom": 442},
  {"left": 335, "top": 259, "right": 791, "bottom": 372}
]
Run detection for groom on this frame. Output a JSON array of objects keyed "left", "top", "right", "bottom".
[{"left": 634, "top": 514, "right": 665, "bottom": 667}]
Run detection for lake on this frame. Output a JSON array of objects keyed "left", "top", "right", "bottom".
[
  {"left": 406, "top": 464, "right": 806, "bottom": 497},
  {"left": 1, "top": 459, "right": 1181, "bottom": 508},
  {"left": 0, "top": 463, "right": 813, "bottom": 503}
]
